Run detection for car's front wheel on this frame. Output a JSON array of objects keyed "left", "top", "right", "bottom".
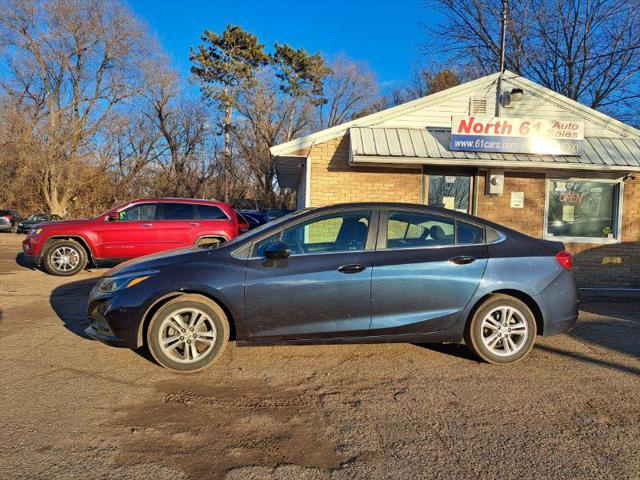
[
  {"left": 465, "top": 294, "right": 537, "bottom": 364},
  {"left": 43, "top": 239, "right": 88, "bottom": 276},
  {"left": 147, "top": 294, "right": 230, "bottom": 372}
]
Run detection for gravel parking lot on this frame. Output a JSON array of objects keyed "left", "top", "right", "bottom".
[{"left": 0, "top": 233, "right": 638, "bottom": 479}]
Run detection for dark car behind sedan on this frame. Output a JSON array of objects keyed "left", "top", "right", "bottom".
[
  {"left": 16, "top": 213, "right": 63, "bottom": 234},
  {"left": 86, "top": 202, "right": 578, "bottom": 372}
]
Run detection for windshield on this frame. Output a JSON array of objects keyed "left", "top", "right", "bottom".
[
  {"left": 223, "top": 208, "right": 311, "bottom": 248},
  {"left": 28, "top": 214, "right": 47, "bottom": 221}
]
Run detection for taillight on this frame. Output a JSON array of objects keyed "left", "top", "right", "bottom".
[{"left": 555, "top": 250, "right": 573, "bottom": 270}]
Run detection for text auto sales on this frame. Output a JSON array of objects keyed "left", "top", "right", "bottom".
[
  {"left": 449, "top": 116, "right": 585, "bottom": 155},
  {"left": 456, "top": 117, "right": 581, "bottom": 139}
]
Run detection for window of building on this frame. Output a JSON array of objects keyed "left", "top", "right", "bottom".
[
  {"left": 427, "top": 174, "right": 472, "bottom": 213},
  {"left": 545, "top": 179, "right": 622, "bottom": 242}
]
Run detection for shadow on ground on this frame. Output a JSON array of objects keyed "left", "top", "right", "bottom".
[
  {"left": 50, "top": 278, "right": 99, "bottom": 339},
  {"left": 49, "top": 277, "right": 158, "bottom": 364},
  {"left": 15, "top": 252, "right": 35, "bottom": 270}
]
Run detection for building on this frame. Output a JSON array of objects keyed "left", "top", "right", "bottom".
[{"left": 270, "top": 71, "right": 640, "bottom": 288}]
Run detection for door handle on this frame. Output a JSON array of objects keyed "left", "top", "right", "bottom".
[
  {"left": 338, "top": 264, "right": 366, "bottom": 274},
  {"left": 142, "top": 223, "right": 153, "bottom": 227},
  {"left": 191, "top": 222, "right": 200, "bottom": 226},
  {"left": 449, "top": 255, "right": 476, "bottom": 265}
]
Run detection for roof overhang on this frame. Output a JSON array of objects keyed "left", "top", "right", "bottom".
[
  {"left": 349, "top": 127, "right": 640, "bottom": 172},
  {"left": 275, "top": 155, "right": 307, "bottom": 189}
]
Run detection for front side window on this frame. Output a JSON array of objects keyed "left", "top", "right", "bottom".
[
  {"left": 252, "top": 211, "right": 371, "bottom": 257},
  {"left": 386, "top": 211, "right": 455, "bottom": 248},
  {"left": 546, "top": 179, "right": 621, "bottom": 241},
  {"left": 119, "top": 203, "right": 157, "bottom": 221},
  {"left": 282, "top": 211, "right": 371, "bottom": 255}
]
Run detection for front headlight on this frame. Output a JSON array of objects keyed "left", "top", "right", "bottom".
[
  {"left": 96, "top": 270, "right": 159, "bottom": 293},
  {"left": 28, "top": 228, "right": 42, "bottom": 236}
]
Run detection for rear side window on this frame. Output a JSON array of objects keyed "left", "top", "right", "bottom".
[
  {"left": 456, "top": 221, "right": 484, "bottom": 244},
  {"left": 161, "top": 203, "right": 196, "bottom": 220},
  {"left": 197, "top": 205, "right": 228, "bottom": 220},
  {"left": 386, "top": 211, "right": 454, "bottom": 248}
]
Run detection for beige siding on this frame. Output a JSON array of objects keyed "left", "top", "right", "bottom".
[{"left": 376, "top": 77, "right": 632, "bottom": 139}]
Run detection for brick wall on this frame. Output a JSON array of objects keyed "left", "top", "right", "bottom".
[
  {"left": 304, "top": 133, "right": 640, "bottom": 288},
  {"left": 306, "top": 136, "right": 421, "bottom": 207},
  {"left": 476, "top": 171, "right": 640, "bottom": 287}
]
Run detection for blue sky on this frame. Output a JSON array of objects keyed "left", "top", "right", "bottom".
[{"left": 128, "top": 0, "right": 439, "bottom": 91}]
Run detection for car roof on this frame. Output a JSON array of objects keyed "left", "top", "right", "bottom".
[{"left": 131, "top": 197, "right": 227, "bottom": 204}]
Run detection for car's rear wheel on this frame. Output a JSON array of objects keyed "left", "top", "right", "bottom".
[
  {"left": 147, "top": 294, "right": 229, "bottom": 372},
  {"left": 43, "top": 239, "right": 88, "bottom": 276},
  {"left": 465, "top": 294, "right": 537, "bottom": 364}
]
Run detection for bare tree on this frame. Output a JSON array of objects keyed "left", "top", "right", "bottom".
[
  {"left": 390, "top": 66, "right": 461, "bottom": 105},
  {"left": 143, "top": 67, "right": 221, "bottom": 199},
  {"left": 234, "top": 70, "right": 313, "bottom": 207},
  {"left": 319, "top": 55, "right": 384, "bottom": 128},
  {"left": 0, "top": 0, "right": 152, "bottom": 215},
  {"left": 428, "top": 0, "right": 640, "bottom": 122}
]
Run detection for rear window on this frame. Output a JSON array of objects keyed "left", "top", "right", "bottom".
[
  {"left": 161, "top": 203, "right": 197, "bottom": 220},
  {"left": 197, "top": 205, "right": 228, "bottom": 220},
  {"left": 456, "top": 221, "right": 484, "bottom": 244}
]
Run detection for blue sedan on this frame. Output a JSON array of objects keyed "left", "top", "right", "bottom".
[{"left": 86, "top": 203, "right": 578, "bottom": 372}]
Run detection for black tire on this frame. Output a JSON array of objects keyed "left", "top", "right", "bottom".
[
  {"left": 147, "top": 294, "right": 229, "bottom": 372},
  {"left": 464, "top": 294, "right": 537, "bottom": 364},
  {"left": 42, "top": 238, "right": 88, "bottom": 276},
  {"left": 195, "top": 237, "right": 223, "bottom": 249}
]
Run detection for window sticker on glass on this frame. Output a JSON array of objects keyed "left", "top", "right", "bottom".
[
  {"left": 443, "top": 196, "right": 455, "bottom": 209},
  {"left": 562, "top": 205, "right": 575, "bottom": 222}
]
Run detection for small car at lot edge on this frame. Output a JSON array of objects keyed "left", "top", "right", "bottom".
[
  {"left": 16, "top": 213, "right": 64, "bottom": 234},
  {"left": 85, "top": 202, "right": 579, "bottom": 371}
]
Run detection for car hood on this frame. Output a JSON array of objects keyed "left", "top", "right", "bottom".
[
  {"left": 38, "top": 219, "right": 94, "bottom": 228},
  {"left": 20, "top": 220, "right": 46, "bottom": 226},
  {"left": 106, "top": 246, "right": 204, "bottom": 277}
]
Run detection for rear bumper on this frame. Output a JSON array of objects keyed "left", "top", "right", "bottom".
[{"left": 534, "top": 269, "right": 579, "bottom": 336}]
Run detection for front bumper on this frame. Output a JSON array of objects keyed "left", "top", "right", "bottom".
[
  {"left": 22, "top": 236, "right": 44, "bottom": 264},
  {"left": 86, "top": 293, "right": 144, "bottom": 348}
]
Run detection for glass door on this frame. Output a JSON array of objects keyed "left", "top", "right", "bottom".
[{"left": 425, "top": 169, "right": 474, "bottom": 214}]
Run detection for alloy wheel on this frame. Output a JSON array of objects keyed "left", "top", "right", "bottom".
[
  {"left": 158, "top": 307, "right": 217, "bottom": 363},
  {"left": 480, "top": 306, "right": 529, "bottom": 357},
  {"left": 51, "top": 246, "right": 80, "bottom": 272}
]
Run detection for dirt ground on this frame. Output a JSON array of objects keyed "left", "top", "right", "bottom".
[{"left": 0, "top": 234, "right": 638, "bottom": 479}]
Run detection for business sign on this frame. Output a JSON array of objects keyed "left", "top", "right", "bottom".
[{"left": 450, "top": 116, "right": 584, "bottom": 155}]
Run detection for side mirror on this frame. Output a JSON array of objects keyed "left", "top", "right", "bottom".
[
  {"left": 264, "top": 240, "right": 291, "bottom": 260},
  {"left": 107, "top": 211, "right": 120, "bottom": 221}
]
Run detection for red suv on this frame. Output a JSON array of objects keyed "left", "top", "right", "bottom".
[{"left": 22, "top": 198, "right": 245, "bottom": 276}]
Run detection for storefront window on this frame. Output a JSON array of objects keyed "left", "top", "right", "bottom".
[
  {"left": 428, "top": 175, "right": 471, "bottom": 213},
  {"left": 546, "top": 179, "right": 621, "bottom": 241}
]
